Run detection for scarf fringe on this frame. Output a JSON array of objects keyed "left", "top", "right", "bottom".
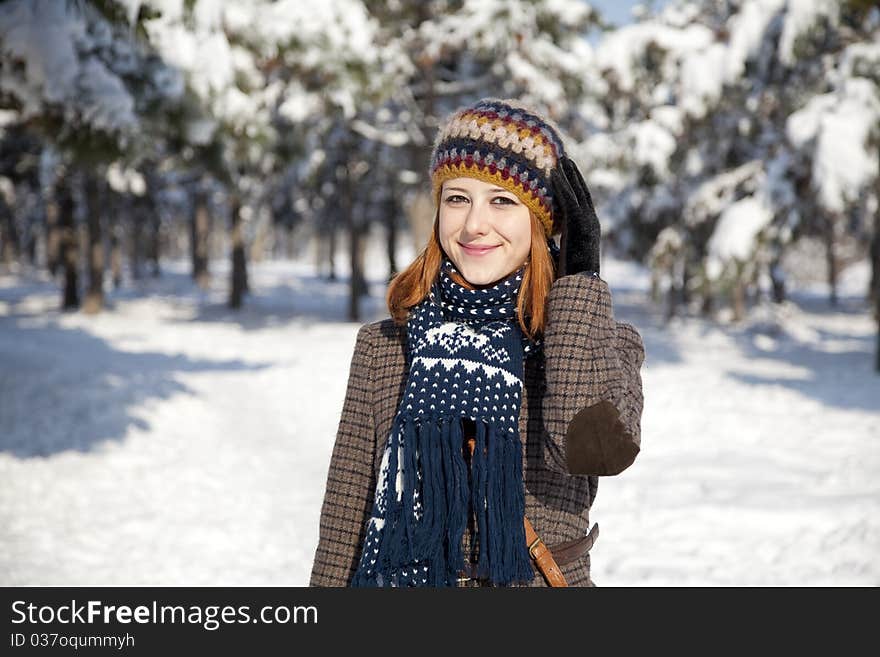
[{"left": 353, "top": 413, "right": 534, "bottom": 587}]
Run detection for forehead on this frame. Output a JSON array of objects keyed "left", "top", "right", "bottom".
[{"left": 442, "top": 177, "right": 513, "bottom": 194}]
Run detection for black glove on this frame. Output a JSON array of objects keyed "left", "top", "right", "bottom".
[{"left": 550, "top": 156, "right": 601, "bottom": 277}]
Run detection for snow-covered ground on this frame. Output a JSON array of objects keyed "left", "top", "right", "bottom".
[{"left": 1, "top": 237, "right": 877, "bottom": 586}]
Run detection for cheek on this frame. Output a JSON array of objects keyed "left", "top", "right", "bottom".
[
  {"left": 438, "top": 211, "right": 461, "bottom": 254},
  {"left": 438, "top": 211, "right": 454, "bottom": 241},
  {"left": 498, "top": 210, "right": 532, "bottom": 252}
]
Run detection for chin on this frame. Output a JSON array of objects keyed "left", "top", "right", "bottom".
[{"left": 456, "top": 264, "right": 504, "bottom": 287}]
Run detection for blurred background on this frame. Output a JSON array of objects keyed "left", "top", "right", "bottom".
[{"left": 0, "top": 0, "right": 877, "bottom": 586}]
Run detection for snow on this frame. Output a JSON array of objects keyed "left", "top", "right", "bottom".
[
  {"left": 778, "top": 0, "right": 839, "bottom": 65},
  {"left": 1, "top": 239, "right": 876, "bottom": 586},
  {"left": 786, "top": 92, "right": 837, "bottom": 147},
  {"left": 507, "top": 51, "right": 567, "bottom": 106},
  {"left": 812, "top": 81, "right": 880, "bottom": 214},
  {"left": 787, "top": 79, "right": 880, "bottom": 213},
  {"left": 106, "top": 163, "right": 146, "bottom": 196},
  {"left": 139, "top": 0, "right": 385, "bottom": 130},
  {"left": 725, "top": 0, "right": 785, "bottom": 81},
  {"left": 595, "top": 22, "right": 714, "bottom": 93},
  {"left": 706, "top": 195, "right": 775, "bottom": 280},
  {"left": 680, "top": 42, "right": 727, "bottom": 118},
  {"left": 544, "top": 0, "right": 594, "bottom": 27},
  {"left": 684, "top": 160, "right": 764, "bottom": 227},
  {"left": 0, "top": 0, "right": 175, "bottom": 142},
  {"left": 630, "top": 118, "right": 678, "bottom": 177},
  {"left": 649, "top": 105, "right": 683, "bottom": 136},
  {"left": 78, "top": 59, "right": 137, "bottom": 130},
  {"left": 0, "top": 1, "right": 81, "bottom": 110},
  {"left": 838, "top": 42, "right": 880, "bottom": 81}
]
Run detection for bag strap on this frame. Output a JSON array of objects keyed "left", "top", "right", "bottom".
[
  {"left": 524, "top": 515, "right": 568, "bottom": 587},
  {"left": 466, "top": 437, "right": 568, "bottom": 587}
]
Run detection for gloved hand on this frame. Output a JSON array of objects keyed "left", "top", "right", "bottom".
[{"left": 550, "top": 156, "right": 601, "bottom": 278}]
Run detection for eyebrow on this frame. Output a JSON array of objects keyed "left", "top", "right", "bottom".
[{"left": 444, "top": 187, "right": 515, "bottom": 194}]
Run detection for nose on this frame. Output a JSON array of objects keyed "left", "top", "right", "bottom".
[{"left": 462, "top": 199, "right": 490, "bottom": 238}]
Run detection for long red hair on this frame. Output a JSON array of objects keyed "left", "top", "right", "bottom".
[{"left": 386, "top": 207, "right": 557, "bottom": 341}]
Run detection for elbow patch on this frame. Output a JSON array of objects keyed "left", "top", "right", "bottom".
[{"left": 565, "top": 400, "right": 640, "bottom": 476}]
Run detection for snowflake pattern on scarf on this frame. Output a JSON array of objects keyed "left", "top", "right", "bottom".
[{"left": 350, "top": 256, "right": 545, "bottom": 587}]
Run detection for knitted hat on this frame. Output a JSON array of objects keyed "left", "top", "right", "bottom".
[{"left": 428, "top": 97, "right": 568, "bottom": 237}]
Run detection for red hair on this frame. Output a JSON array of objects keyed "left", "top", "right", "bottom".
[{"left": 386, "top": 208, "right": 557, "bottom": 341}]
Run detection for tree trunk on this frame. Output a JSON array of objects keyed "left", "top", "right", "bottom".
[
  {"left": 824, "top": 211, "right": 839, "bottom": 307},
  {"left": 229, "top": 193, "right": 248, "bottom": 309},
  {"left": 284, "top": 223, "right": 294, "bottom": 259},
  {"left": 130, "top": 197, "right": 145, "bottom": 280},
  {"left": 25, "top": 215, "right": 37, "bottom": 266},
  {"left": 869, "top": 215, "right": 879, "bottom": 305},
  {"left": 0, "top": 197, "right": 20, "bottom": 268},
  {"left": 191, "top": 188, "right": 210, "bottom": 289},
  {"left": 664, "top": 262, "right": 677, "bottom": 322},
  {"left": 770, "top": 255, "right": 786, "bottom": 303},
  {"left": 731, "top": 260, "right": 746, "bottom": 322},
  {"left": 82, "top": 174, "right": 104, "bottom": 314},
  {"left": 57, "top": 181, "right": 79, "bottom": 310},
  {"left": 386, "top": 186, "right": 398, "bottom": 283},
  {"left": 747, "top": 261, "right": 761, "bottom": 307},
  {"left": 340, "top": 169, "right": 366, "bottom": 321},
  {"left": 680, "top": 256, "right": 691, "bottom": 307},
  {"left": 327, "top": 214, "right": 337, "bottom": 281},
  {"left": 355, "top": 225, "right": 368, "bottom": 298},
  {"left": 699, "top": 271, "right": 713, "bottom": 318},
  {"left": 108, "top": 193, "right": 122, "bottom": 289},
  {"left": 871, "top": 217, "right": 879, "bottom": 373},
  {"left": 732, "top": 280, "right": 746, "bottom": 322},
  {"left": 875, "top": 320, "right": 879, "bottom": 374},
  {"left": 650, "top": 271, "right": 661, "bottom": 305},
  {"left": 110, "top": 217, "right": 122, "bottom": 290},
  {"left": 700, "top": 292, "right": 713, "bottom": 318},
  {"left": 346, "top": 224, "right": 358, "bottom": 322},
  {"left": 875, "top": 147, "right": 879, "bottom": 373},
  {"left": 249, "top": 207, "right": 268, "bottom": 265},
  {"left": 46, "top": 199, "right": 61, "bottom": 276},
  {"left": 348, "top": 221, "right": 364, "bottom": 321},
  {"left": 148, "top": 196, "right": 160, "bottom": 278},
  {"left": 285, "top": 224, "right": 295, "bottom": 259}
]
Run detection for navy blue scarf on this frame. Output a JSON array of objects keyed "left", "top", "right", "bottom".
[{"left": 350, "top": 256, "right": 544, "bottom": 587}]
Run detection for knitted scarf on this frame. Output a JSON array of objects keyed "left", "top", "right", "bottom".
[{"left": 351, "top": 256, "right": 543, "bottom": 587}]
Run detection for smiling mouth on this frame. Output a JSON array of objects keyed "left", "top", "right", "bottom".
[{"left": 459, "top": 243, "right": 500, "bottom": 255}]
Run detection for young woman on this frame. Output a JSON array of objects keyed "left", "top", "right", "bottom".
[{"left": 309, "top": 98, "right": 646, "bottom": 587}]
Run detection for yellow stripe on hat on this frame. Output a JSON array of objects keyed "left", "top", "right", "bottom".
[{"left": 431, "top": 162, "right": 553, "bottom": 236}]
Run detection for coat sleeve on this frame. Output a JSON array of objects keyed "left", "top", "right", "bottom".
[
  {"left": 541, "top": 272, "right": 646, "bottom": 476},
  {"left": 309, "top": 323, "right": 378, "bottom": 586}
]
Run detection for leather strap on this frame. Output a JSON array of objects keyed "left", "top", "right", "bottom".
[
  {"left": 463, "top": 437, "right": 596, "bottom": 587},
  {"left": 524, "top": 514, "right": 568, "bottom": 587},
  {"left": 550, "top": 523, "right": 599, "bottom": 564},
  {"left": 457, "top": 526, "right": 597, "bottom": 582}
]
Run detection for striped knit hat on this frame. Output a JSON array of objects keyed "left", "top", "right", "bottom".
[{"left": 429, "top": 98, "right": 568, "bottom": 237}]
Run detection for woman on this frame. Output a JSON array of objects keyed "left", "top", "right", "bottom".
[{"left": 309, "top": 98, "right": 645, "bottom": 587}]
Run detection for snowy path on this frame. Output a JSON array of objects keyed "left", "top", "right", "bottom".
[{"left": 1, "top": 254, "right": 877, "bottom": 586}]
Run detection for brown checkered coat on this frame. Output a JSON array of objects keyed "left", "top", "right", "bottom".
[{"left": 309, "top": 272, "right": 645, "bottom": 587}]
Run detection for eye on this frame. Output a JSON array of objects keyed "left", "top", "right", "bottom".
[
  {"left": 443, "top": 194, "right": 468, "bottom": 204},
  {"left": 493, "top": 196, "right": 517, "bottom": 205}
]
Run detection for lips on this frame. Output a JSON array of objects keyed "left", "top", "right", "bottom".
[{"left": 459, "top": 243, "right": 499, "bottom": 256}]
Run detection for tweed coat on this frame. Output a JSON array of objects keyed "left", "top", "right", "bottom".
[{"left": 309, "top": 271, "right": 646, "bottom": 587}]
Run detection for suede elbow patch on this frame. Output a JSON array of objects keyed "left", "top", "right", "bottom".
[{"left": 565, "top": 400, "right": 639, "bottom": 476}]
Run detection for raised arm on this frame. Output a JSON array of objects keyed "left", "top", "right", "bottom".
[
  {"left": 309, "top": 323, "right": 378, "bottom": 586},
  {"left": 541, "top": 272, "right": 646, "bottom": 476}
]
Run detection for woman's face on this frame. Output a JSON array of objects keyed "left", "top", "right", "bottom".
[{"left": 438, "top": 177, "right": 532, "bottom": 287}]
